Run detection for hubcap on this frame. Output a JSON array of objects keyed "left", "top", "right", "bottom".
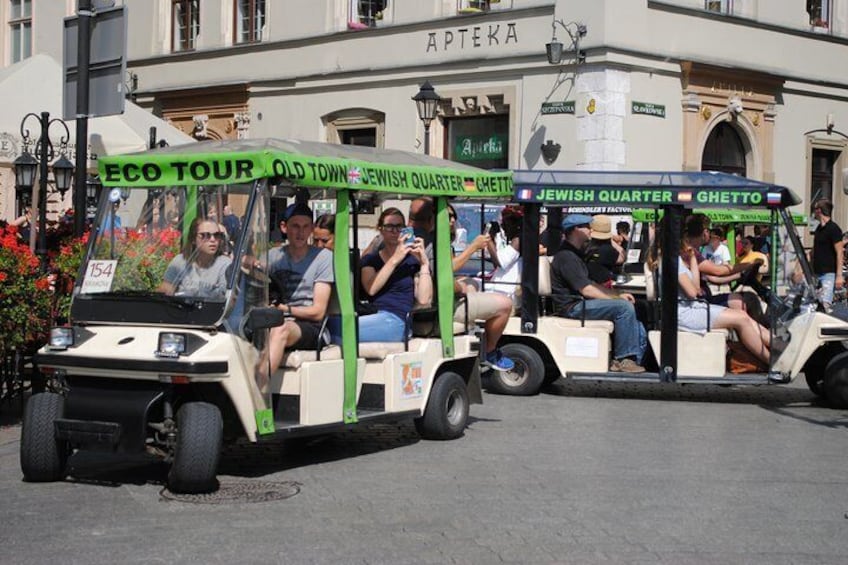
[{"left": 445, "top": 389, "right": 465, "bottom": 425}]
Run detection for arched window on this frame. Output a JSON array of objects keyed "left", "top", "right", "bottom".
[{"left": 702, "top": 122, "right": 746, "bottom": 176}]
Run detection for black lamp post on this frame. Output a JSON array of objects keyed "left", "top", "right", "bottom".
[
  {"left": 13, "top": 111, "right": 74, "bottom": 272},
  {"left": 413, "top": 81, "right": 441, "bottom": 156}
]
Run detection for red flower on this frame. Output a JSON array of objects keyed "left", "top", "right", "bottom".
[{"left": 35, "top": 278, "right": 51, "bottom": 291}]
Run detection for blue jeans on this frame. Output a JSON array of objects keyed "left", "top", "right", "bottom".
[
  {"left": 564, "top": 299, "right": 647, "bottom": 362},
  {"left": 328, "top": 310, "right": 407, "bottom": 344},
  {"left": 818, "top": 273, "right": 836, "bottom": 308}
]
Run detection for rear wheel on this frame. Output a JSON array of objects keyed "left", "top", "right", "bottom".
[
  {"left": 486, "top": 343, "right": 546, "bottom": 396},
  {"left": 20, "top": 392, "right": 69, "bottom": 482},
  {"left": 824, "top": 352, "right": 848, "bottom": 409},
  {"left": 167, "top": 402, "right": 223, "bottom": 494},
  {"left": 415, "top": 372, "right": 469, "bottom": 440}
]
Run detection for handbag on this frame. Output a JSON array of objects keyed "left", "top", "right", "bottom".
[
  {"left": 356, "top": 301, "right": 379, "bottom": 316},
  {"left": 727, "top": 341, "right": 768, "bottom": 374}
]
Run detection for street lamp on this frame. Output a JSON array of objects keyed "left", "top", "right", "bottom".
[
  {"left": 13, "top": 111, "right": 75, "bottom": 271},
  {"left": 546, "top": 20, "right": 587, "bottom": 65},
  {"left": 413, "top": 81, "right": 441, "bottom": 156}
]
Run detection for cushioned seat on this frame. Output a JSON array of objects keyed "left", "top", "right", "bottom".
[
  {"left": 358, "top": 338, "right": 425, "bottom": 360},
  {"left": 283, "top": 345, "right": 342, "bottom": 369}
]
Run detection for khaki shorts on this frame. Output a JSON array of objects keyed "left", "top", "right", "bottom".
[{"left": 454, "top": 291, "right": 508, "bottom": 328}]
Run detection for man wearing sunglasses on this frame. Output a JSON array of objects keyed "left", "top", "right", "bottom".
[{"left": 264, "top": 205, "right": 335, "bottom": 378}]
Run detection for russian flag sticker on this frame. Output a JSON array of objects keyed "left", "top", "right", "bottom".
[{"left": 767, "top": 192, "right": 781, "bottom": 205}]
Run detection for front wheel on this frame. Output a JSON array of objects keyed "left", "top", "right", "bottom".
[
  {"left": 415, "top": 372, "right": 469, "bottom": 440},
  {"left": 824, "top": 352, "right": 848, "bottom": 409},
  {"left": 20, "top": 392, "right": 69, "bottom": 482},
  {"left": 167, "top": 402, "right": 223, "bottom": 494},
  {"left": 485, "top": 343, "right": 546, "bottom": 396}
]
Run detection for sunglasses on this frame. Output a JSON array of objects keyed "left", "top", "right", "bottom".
[
  {"left": 381, "top": 223, "right": 404, "bottom": 232},
  {"left": 197, "top": 231, "right": 225, "bottom": 240}
]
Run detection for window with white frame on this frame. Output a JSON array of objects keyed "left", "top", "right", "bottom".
[
  {"left": 172, "top": 0, "right": 200, "bottom": 52},
  {"left": 807, "top": 0, "right": 832, "bottom": 30},
  {"left": 704, "top": 0, "right": 733, "bottom": 14},
  {"left": 349, "top": 0, "right": 387, "bottom": 28},
  {"left": 458, "top": 0, "right": 491, "bottom": 13},
  {"left": 235, "top": 0, "right": 264, "bottom": 44},
  {"left": 9, "top": 0, "right": 32, "bottom": 63}
]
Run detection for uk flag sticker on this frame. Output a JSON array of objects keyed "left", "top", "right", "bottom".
[{"left": 348, "top": 167, "right": 362, "bottom": 184}]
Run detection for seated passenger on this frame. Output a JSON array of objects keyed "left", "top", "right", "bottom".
[
  {"left": 313, "top": 213, "right": 335, "bottom": 251},
  {"left": 264, "top": 205, "right": 334, "bottom": 376},
  {"left": 551, "top": 214, "right": 647, "bottom": 373},
  {"left": 737, "top": 235, "right": 769, "bottom": 282},
  {"left": 441, "top": 202, "right": 515, "bottom": 372},
  {"left": 684, "top": 214, "right": 758, "bottom": 309},
  {"left": 675, "top": 241, "right": 771, "bottom": 365},
  {"left": 485, "top": 205, "right": 523, "bottom": 305},
  {"left": 329, "top": 207, "right": 432, "bottom": 343},
  {"left": 585, "top": 214, "right": 625, "bottom": 288},
  {"left": 159, "top": 217, "right": 232, "bottom": 299}
]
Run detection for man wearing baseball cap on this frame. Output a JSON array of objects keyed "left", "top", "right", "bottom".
[{"left": 550, "top": 214, "right": 647, "bottom": 373}]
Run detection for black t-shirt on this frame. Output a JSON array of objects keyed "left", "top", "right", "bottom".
[
  {"left": 813, "top": 220, "right": 843, "bottom": 275},
  {"left": 585, "top": 240, "right": 618, "bottom": 283},
  {"left": 550, "top": 241, "right": 593, "bottom": 314}
]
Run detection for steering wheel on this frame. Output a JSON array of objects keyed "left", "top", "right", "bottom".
[{"left": 733, "top": 261, "right": 770, "bottom": 301}]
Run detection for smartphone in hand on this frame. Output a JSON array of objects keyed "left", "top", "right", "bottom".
[{"left": 400, "top": 227, "right": 415, "bottom": 247}]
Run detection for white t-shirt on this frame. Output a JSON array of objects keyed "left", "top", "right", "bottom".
[
  {"left": 489, "top": 243, "right": 521, "bottom": 298},
  {"left": 704, "top": 243, "right": 731, "bottom": 265}
]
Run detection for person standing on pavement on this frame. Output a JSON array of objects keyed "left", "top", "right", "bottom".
[
  {"left": 551, "top": 214, "right": 647, "bottom": 373},
  {"left": 811, "top": 198, "right": 844, "bottom": 311}
]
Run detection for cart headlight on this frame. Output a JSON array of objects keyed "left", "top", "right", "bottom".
[
  {"left": 48, "top": 327, "right": 74, "bottom": 350},
  {"left": 156, "top": 332, "right": 187, "bottom": 358}
]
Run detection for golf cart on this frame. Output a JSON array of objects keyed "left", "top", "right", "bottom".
[
  {"left": 486, "top": 170, "right": 848, "bottom": 405},
  {"left": 20, "top": 139, "right": 512, "bottom": 493}
]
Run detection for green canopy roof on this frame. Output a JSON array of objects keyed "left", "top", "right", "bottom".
[
  {"left": 513, "top": 170, "right": 801, "bottom": 208},
  {"left": 98, "top": 138, "right": 512, "bottom": 199}
]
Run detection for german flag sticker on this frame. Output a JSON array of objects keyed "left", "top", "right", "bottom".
[{"left": 464, "top": 178, "right": 477, "bottom": 191}]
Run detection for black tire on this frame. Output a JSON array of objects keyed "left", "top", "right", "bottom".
[
  {"left": 804, "top": 343, "right": 844, "bottom": 398},
  {"left": 20, "top": 392, "right": 69, "bottom": 482},
  {"left": 824, "top": 352, "right": 848, "bottom": 409},
  {"left": 168, "top": 402, "right": 223, "bottom": 494},
  {"left": 485, "top": 343, "right": 546, "bottom": 396},
  {"left": 415, "top": 372, "right": 469, "bottom": 440}
]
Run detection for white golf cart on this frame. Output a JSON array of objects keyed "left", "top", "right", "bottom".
[
  {"left": 484, "top": 170, "right": 848, "bottom": 407},
  {"left": 19, "top": 139, "right": 512, "bottom": 493}
]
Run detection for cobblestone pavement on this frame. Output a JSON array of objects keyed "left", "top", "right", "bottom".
[{"left": 1, "top": 379, "right": 848, "bottom": 564}]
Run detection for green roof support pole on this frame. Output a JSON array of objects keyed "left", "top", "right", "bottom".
[
  {"left": 182, "top": 187, "right": 198, "bottom": 248},
  {"left": 435, "top": 197, "right": 455, "bottom": 358},
  {"left": 335, "top": 190, "right": 358, "bottom": 424}
]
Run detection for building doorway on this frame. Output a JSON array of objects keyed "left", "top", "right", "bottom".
[{"left": 702, "top": 122, "right": 747, "bottom": 176}]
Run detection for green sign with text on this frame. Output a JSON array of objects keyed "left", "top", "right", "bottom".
[
  {"left": 541, "top": 101, "right": 576, "bottom": 115},
  {"left": 454, "top": 135, "right": 506, "bottom": 161},
  {"left": 632, "top": 101, "right": 666, "bottom": 118}
]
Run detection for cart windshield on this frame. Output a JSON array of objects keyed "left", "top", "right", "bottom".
[{"left": 72, "top": 182, "right": 261, "bottom": 326}]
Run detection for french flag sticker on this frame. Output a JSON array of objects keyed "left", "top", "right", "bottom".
[
  {"left": 767, "top": 192, "right": 781, "bottom": 205},
  {"left": 517, "top": 189, "right": 534, "bottom": 200}
]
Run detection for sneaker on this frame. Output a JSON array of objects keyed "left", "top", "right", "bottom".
[
  {"left": 611, "top": 358, "right": 645, "bottom": 373},
  {"left": 484, "top": 349, "right": 515, "bottom": 372}
]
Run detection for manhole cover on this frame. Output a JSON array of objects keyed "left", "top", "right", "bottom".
[{"left": 160, "top": 480, "right": 301, "bottom": 504}]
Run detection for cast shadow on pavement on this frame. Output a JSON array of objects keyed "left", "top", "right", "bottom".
[{"left": 543, "top": 379, "right": 818, "bottom": 407}]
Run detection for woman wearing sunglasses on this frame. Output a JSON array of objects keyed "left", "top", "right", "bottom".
[
  {"left": 159, "top": 217, "right": 232, "bottom": 299},
  {"left": 330, "top": 207, "right": 431, "bottom": 343}
]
